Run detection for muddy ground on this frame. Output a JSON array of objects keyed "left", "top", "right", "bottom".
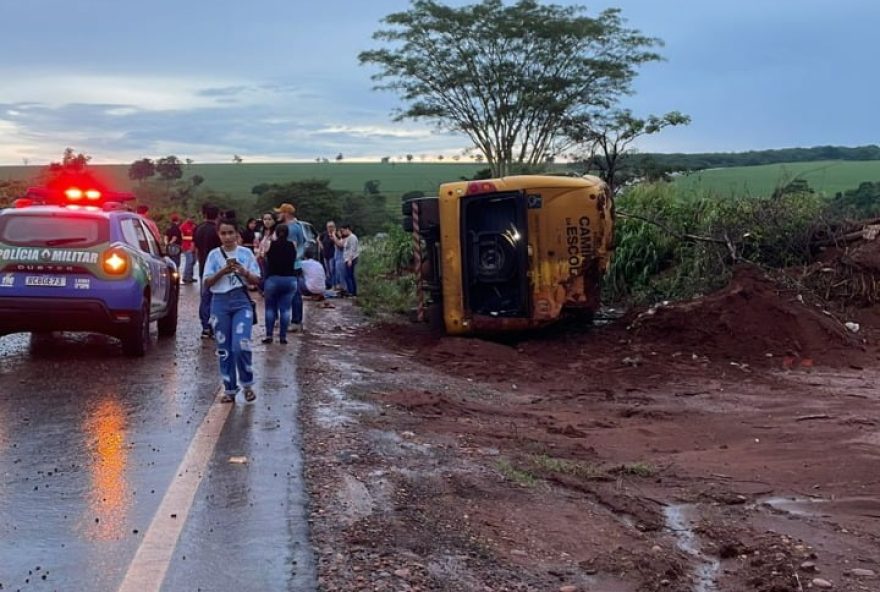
[{"left": 297, "top": 270, "right": 880, "bottom": 592}]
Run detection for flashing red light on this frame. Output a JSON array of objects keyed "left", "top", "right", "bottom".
[
  {"left": 64, "top": 187, "right": 102, "bottom": 202},
  {"left": 465, "top": 181, "right": 498, "bottom": 195},
  {"left": 13, "top": 198, "right": 34, "bottom": 208}
]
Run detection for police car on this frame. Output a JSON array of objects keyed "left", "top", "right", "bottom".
[{"left": 0, "top": 181, "right": 179, "bottom": 356}]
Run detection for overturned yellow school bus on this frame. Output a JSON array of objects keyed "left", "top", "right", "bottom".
[{"left": 402, "top": 175, "right": 614, "bottom": 334}]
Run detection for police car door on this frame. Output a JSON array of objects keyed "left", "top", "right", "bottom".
[
  {"left": 121, "top": 217, "right": 166, "bottom": 317},
  {"left": 136, "top": 219, "right": 170, "bottom": 315}
]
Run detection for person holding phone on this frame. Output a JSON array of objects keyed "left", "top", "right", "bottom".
[{"left": 203, "top": 218, "right": 262, "bottom": 403}]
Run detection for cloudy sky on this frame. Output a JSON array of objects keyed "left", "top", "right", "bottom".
[{"left": 0, "top": 0, "right": 875, "bottom": 165}]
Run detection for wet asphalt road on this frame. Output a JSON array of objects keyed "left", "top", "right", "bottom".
[{"left": 0, "top": 284, "right": 316, "bottom": 591}]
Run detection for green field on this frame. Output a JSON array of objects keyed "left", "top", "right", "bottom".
[
  {"left": 672, "top": 160, "right": 880, "bottom": 197},
  {"left": 5, "top": 159, "right": 880, "bottom": 202},
  {"left": 0, "top": 162, "right": 487, "bottom": 198}
]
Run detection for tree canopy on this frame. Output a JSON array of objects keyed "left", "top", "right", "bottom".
[
  {"left": 156, "top": 156, "right": 183, "bottom": 181},
  {"left": 574, "top": 110, "right": 690, "bottom": 194},
  {"left": 359, "top": 0, "right": 662, "bottom": 176},
  {"left": 128, "top": 158, "right": 156, "bottom": 182},
  {"left": 48, "top": 148, "right": 90, "bottom": 173},
  {"left": 251, "top": 179, "right": 390, "bottom": 236}
]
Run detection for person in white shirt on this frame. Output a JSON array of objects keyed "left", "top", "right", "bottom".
[
  {"left": 301, "top": 247, "right": 327, "bottom": 297},
  {"left": 340, "top": 224, "right": 359, "bottom": 296},
  {"left": 203, "top": 219, "right": 262, "bottom": 403}
]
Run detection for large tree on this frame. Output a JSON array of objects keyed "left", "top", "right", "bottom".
[
  {"left": 155, "top": 155, "right": 183, "bottom": 182},
  {"left": 359, "top": 0, "right": 662, "bottom": 176},
  {"left": 48, "top": 147, "right": 90, "bottom": 173},
  {"left": 128, "top": 158, "right": 156, "bottom": 182},
  {"left": 573, "top": 110, "right": 690, "bottom": 194}
]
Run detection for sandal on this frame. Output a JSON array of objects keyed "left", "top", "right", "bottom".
[
  {"left": 243, "top": 386, "right": 256, "bottom": 402},
  {"left": 219, "top": 393, "right": 235, "bottom": 403}
]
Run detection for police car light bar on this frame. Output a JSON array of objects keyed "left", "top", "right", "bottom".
[{"left": 24, "top": 186, "right": 136, "bottom": 204}]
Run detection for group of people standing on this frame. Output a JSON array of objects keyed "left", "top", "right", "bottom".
[
  {"left": 161, "top": 202, "right": 360, "bottom": 404},
  {"left": 162, "top": 214, "right": 200, "bottom": 284},
  {"left": 318, "top": 220, "right": 360, "bottom": 297}
]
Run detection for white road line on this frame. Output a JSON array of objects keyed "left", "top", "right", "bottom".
[{"left": 117, "top": 395, "right": 232, "bottom": 592}]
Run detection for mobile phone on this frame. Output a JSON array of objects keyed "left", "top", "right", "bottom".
[{"left": 227, "top": 257, "right": 238, "bottom": 266}]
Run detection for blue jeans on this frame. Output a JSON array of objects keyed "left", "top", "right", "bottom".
[
  {"left": 182, "top": 250, "right": 195, "bottom": 282},
  {"left": 263, "top": 275, "right": 296, "bottom": 339},
  {"left": 199, "top": 285, "right": 213, "bottom": 331},
  {"left": 323, "top": 258, "right": 335, "bottom": 289},
  {"left": 209, "top": 289, "right": 255, "bottom": 395},
  {"left": 290, "top": 274, "right": 304, "bottom": 325},
  {"left": 344, "top": 258, "right": 358, "bottom": 296},
  {"left": 333, "top": 250, "right": 345, "bottom": 289}
]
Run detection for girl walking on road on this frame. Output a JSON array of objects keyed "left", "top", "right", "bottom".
[
  {"left": 261, "top": 223, "right": 297, "bottom": 344},
  {"left": 203, "top": 218, "right": 262, "bottom": 403}
]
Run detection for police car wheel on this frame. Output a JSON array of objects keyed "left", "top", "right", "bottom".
[{"left": 122, "top": 297, "right": 151, "bottom": 357}]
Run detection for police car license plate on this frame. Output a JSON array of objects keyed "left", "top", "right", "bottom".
[{"left": 25, "top": 276, "right": 67, "bottom": 287}]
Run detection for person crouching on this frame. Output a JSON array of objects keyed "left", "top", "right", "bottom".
[{"left": 301, "top": 247, "right": 325, "bottom": 296}]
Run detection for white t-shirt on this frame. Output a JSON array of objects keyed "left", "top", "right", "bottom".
[
  {"left": 343, "top": 232, "right": 359, "bottom": 263},
  {"left": 301, "top": 259, "right": 325, "bottom": 294},
  {"left": 203, "top": 246, "right": 261, "bottom": 294}
]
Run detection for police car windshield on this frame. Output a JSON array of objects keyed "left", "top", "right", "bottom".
[{"left": 0, "top": 214, "right": 107, "bottom": 247}]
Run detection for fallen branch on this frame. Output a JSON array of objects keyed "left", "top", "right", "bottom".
[
  {"left": 617, "top": 210, "right": 732, "bottom": 246},
  {"left": 812, "top": 218, "right": 880, "bottom": 247},
  {"left": 813, "top": 229, "right": 867, "bottom": 247}
]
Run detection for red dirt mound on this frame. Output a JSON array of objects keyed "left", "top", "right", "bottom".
[{"left": 626, "top": 265, "right": 863, "bottom": 365}]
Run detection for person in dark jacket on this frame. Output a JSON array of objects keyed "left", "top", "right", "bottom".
[
  {"left": 319, "top": 220, "right": 337, "bottom": 289},
  {"left": 164, "top": 214, "right": 183, "bottom": 268},
  {"left": 194, "top": 204, "right": 222, "bottom": 338},
  {"left": 242, "top": 218, "right": 258, "bottom": 252},
  {"left": 261, "top": 223, "right": 297, "bottom": 344}
]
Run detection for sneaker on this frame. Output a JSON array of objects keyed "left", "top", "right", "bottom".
[
  {"left": 261, "top": 337, "right": 273, "bottom": 344},
  {"left": 219, "top": 393, "right": 235, "bottom": 403},
  {"left": 243, "top": 386, "right": 256, "bottom": 402},
  {"left": 201, "top": 328, "right": 214, "bottom": 339},
  {"left": 279, "top": 338, "right": 288, "bottom": 344}
]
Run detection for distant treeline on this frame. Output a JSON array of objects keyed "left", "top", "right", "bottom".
[{"left": 628, "top": 145, "right": 880, "bottom": 173}]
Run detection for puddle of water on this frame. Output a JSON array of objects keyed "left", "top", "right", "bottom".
[
  {"left": 663, "top": 504, "right": 720, "bottom": 592},
  {"left": 327, "top": 386, "right": 377, "bottom": 412},
  {"left": 314, "top": 405, "right": 354, "bottom": 428},
  {"left": 617, "top": 513, "right": 637, "bottom": 529},
  {"left": 759, "top": 495, "right": 880, "bottom": 519},
  {"left": 760, "top": 495, "right": 825, "bottom": 517}
]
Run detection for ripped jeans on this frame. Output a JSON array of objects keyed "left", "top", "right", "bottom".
[{"left": 209, "top": 288, "right": 255, "bottom": 395}]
